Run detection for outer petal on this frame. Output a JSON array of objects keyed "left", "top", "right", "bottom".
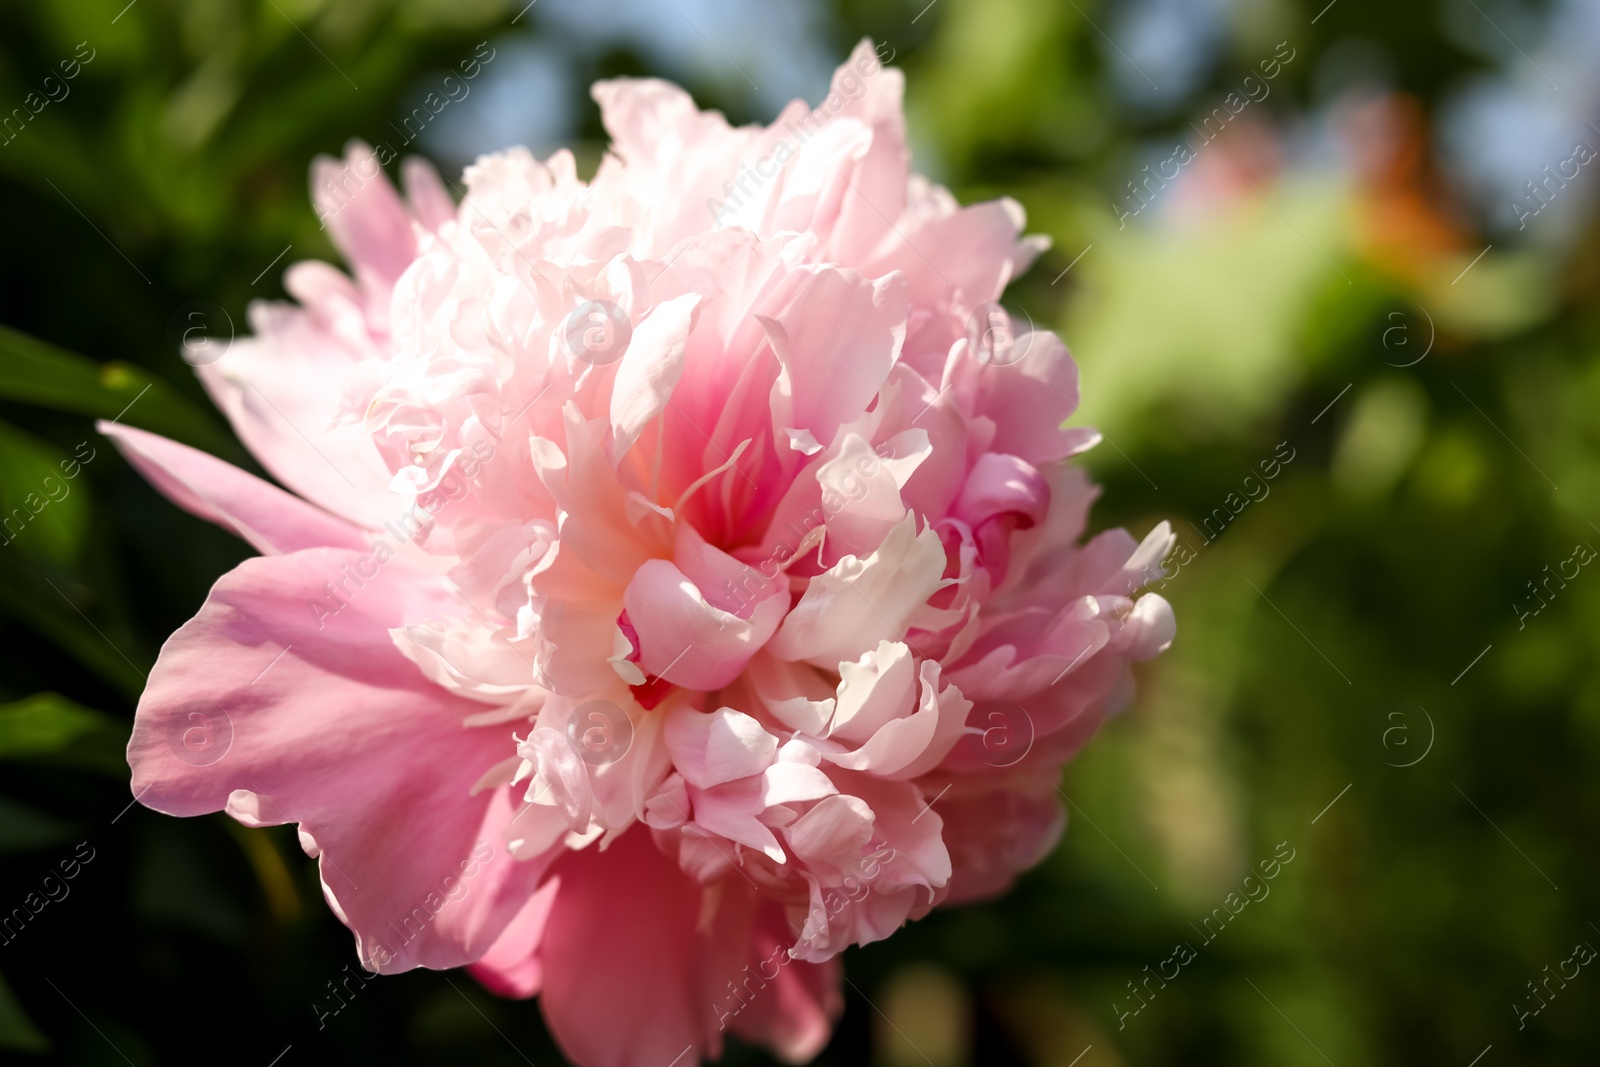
[
  {"left": 865, "top": 197, "right": 1038, "bottom": 311},
  {"left": 99, "top": 422, "right": 367, "bottom": 555},
  {"left": 537, "top": 827, "right": 721, "bottom": 1067},
  {"left": 467, "top": 879, "right": 560, "bottom": 998},
  {"left": 946, "top": 597, "right": 1112, "bottom": 701},
  {"left": 127, "top": 549, "right": 545, "bottom": 973},
  {"left": 311, "top": 139, "right": 419, "bottom": 293},
  {"left": 198, "top": 313, "right": 398, "bottom": 529},
  {"left": 402, "top": 155, "right": 458, "bottom": 232},
  {"left": 931, "top": 773, "right": 1065, "bottom": 905},
  {"left": 727, "top": 904, "right": 844, "bottom": 1063},
  {"left": 825, "top": 39, "right": 910, "bottom": 265},
  {"left": 540, "top": 829, "right": 842, "bottom": 1064},
  {"left": 789, "top": 771, "right": 950, "bottom": 962},
  {"left": 1109, "top": 592, "right": 1176, "bottom": 660},
  {"left": 952, "top": 331, "right": 1098, "bottom": 465}
]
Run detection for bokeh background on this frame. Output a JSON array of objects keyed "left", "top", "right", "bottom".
[{"left": 1, "top": 0, "right": 1597, "bottom": 1063}]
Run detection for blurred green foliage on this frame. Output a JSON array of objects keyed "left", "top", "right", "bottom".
[{"left": 0, "top": 0, "right": 1595, "bottom": 1064}]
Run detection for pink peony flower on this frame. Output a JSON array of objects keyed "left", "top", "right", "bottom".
[{"left": 111, "top": 40, "right": 1173, "bottom": 1067}]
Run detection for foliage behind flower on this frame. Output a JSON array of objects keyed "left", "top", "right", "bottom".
[{"left": 109, "top": 40, "right": 1172, "bottom": 1067}]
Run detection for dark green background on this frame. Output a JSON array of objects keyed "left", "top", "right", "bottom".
[{"left": 0, "top": 0, "right": 1595, "bottom": 1063}]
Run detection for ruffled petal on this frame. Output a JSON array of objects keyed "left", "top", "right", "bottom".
[
  {"left": 622, "top": 559, "right": 787, "bottom": 690},
  {"left": 766, "top": 515, "right": 947, "bottom": 669}
]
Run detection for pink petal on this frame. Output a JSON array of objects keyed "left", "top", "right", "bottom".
[
  {"left": 866, "top": 197, "right": 1039, "bottom": 310},
  {"left": 468, "top": 879, "right": 560, "bottom": 998},
  {"left": 762, "top": 267, "right": 907, "bottom": 451},
  {"left": 609, "top": 294, "right": 702, "bottom": 463},
  {"left": 789, "top": 771, "right": 949, "bottom": 962},
  {"left": 127, "top": 549, "right": 546, "bottom": 973},
  {"left": 99, "top": 422, "right": 366, "bottom": 555},
  {"left": 197, "top": 317, "right": 398, "bottom": 529},
  {"left": 825, "top": 39, "right": 910, "bottom": 264},
  {"left": 830, "top": 640, "right": 918, "bottom": 744},
  {"left": 671, "top": 522, "right": 782, "bottom": 618},
  {"left": 537, "top": 827, "right": 720, "bottom": 1067},
  {"left": 947, "top": 598, "right": 1111, "bottom": 701},
  {"left": 813, "top": 430, "right": 930, "bottom": 563},
  {"left": 520, "top": 726, "right": 593, "bottom": 830},
  {"left": 952, "top": 330, "right": 1099, "bottom": 465},
  {"left": 687, "top": 778, "right": 786, "bottom": 861},
  {"left": 760, "top": 756, "right": 838, "bottom": 807},
  {"left": 663, "top": 705, "right": 778, "bottom": 790},
  {"left": 933, "top": 775, "right": 1065, "bottom": 905},
  {"left": 766, "top": 515, "right": 947, "bottom": 670},
  {"left": 402, "top": 155, "right": 457, "bottom": 232},
  {"left": 311, "top": 140, "right": 418, "bottom": 291},
  {"left": 822, "top": 660, "right": 972, "bottom": 779},
  {"left": 951, "top": 452, "right": 1050, "bottom": 531},
  {"left": 726, "top": 903, "right": 843, "bottom": 1062},
  {"left": 785, "top": 793, "right": 876, "bottom": 874},
  {"left": 622, "top": 559, "right": 787, "bottom": 690},
  {"left": 742, "top": 654, "right": 838, "bottom": 736}
]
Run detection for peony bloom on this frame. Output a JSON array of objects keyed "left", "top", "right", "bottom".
[{"left": 112, "top": 40, "right": 1173, "bottom": 1067}]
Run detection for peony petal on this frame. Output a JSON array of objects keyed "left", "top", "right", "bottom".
[
  {"left": 766, "top": 515, "right": 947, "bottom": 669},
  {"left": 197, "top": 318, "right": 398, "bottom": 529},
  {"left": 609, "top": 294, "right": 702, "bottom": 463},
  {"left": 929, "top": 773, "right": 1065, "bottom": 905},
  {"left": 785, "top": 793, "right": 875, "bottom": 874},
  {"left": 519, "top": 726, "right": 593, "bottom": 831},
  {"left": 821, "top": 660, "right": 972, "bottom": 778},
  {"left": 762, "top": 267, "right": 907, "bottom": 451},
  {"left": 1110, "top": 592, "right": 1176, "bottom": 660},
  {"left": 671, "top": 522, "right": 783, "bottom": 618},
  {"left": 727, "top": 918, "right": 843, "bottom": 1064},
  {"left": 622, "top": 559, "right": 787, "bottom": 690},
  {"left": 742, "top": 654, "right": 838, "bottom": 736},
  {"left": 538, "top": 827, "right": 716, "bottom": 1067},
  {"left": 467, "top": 878, "right": 560, "bottom": 998},
  {"left": 814, "top": 431, "right": 930, "bottom": 562},
  {"left": 830, "top": 640, "right": 918, "bottom": 743},
  {"left": 952, "top": 330, "right": 1097, "bottom": 465},
  {"left": 127, "top": 548, "right": 548, "bottom": 974},
  {"left": 663, "top": 705, "right": 778, "bottom": 790},
  {"left": 99, "top": 421, "right": 367, "bottom": 555},
  {"left": 311, "top": 140, "right": 418, "bottom": 292},
  {"left": 402, "top": 155, "right": 457, "bottom": 232},
  {"left": 952, "top": 452, "right": 1050, "bottom": 531},
  {"left": 947, "top": 597, "right": 1112, "bottom": 701},
  {"left": 760, "top": 758, "right": 838, "bottom": 807},
  {"left": 687, "top": 778, "right": 786, "bottom": 861}
]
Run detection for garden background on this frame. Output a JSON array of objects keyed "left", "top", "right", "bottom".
[{"left": 1, "top": 0, "right": 1597, "bottom": 1063}]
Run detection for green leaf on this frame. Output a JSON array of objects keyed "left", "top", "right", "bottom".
[
  {"left": 0, "top": 418, "right": 92, "bottom": 566},
  {"left": 0, "top": 323, "right": 239, "bottom": 459},
  {"left": 0, "top": 693, "right": 129, "bottom": 776},
  {"left": 0, "top": 967, "right": 49, "bottom": 1054}
]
